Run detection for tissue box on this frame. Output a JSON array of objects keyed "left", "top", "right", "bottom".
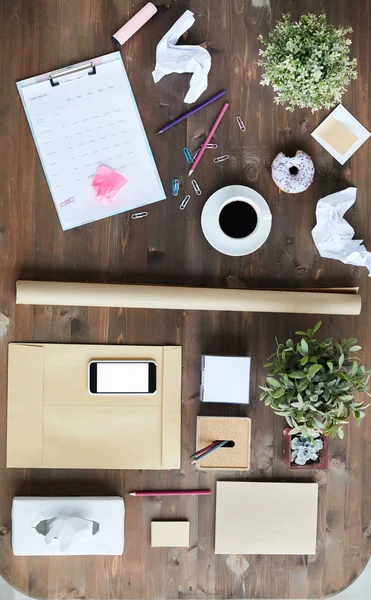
[{"left": 12, "top": 496, "right": 124, "bottom": 556}]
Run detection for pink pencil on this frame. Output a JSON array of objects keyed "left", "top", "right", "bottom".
[
  {"left": 188, "top": 102, "right": 229, "bottom": 177},
  {"left": 129, "top": 490, "right": 211, "bottom": 497}
]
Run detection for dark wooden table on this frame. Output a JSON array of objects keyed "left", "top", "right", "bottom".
[{"left": 0, "top": 0, "right": 371, "bottom": 598}]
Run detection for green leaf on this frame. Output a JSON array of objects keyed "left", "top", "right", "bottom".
[
  {"left": 289, "top": 371, "right": 307, "bottom": 379},
  {"left": 338, "top": 428, "right": 344, "bottom": 439},
  {"left": 349, "top": 345, "right": 361, "bottom": 352},
  {"left": 295, "top": 331, "right": 308, "bottom": 336},
  {"left": 351, "top": 362, "right": 358, "bottom": 376},
  {"left": 313, "top": 321, "right": 322, "bottom": 334},
  {"left": 339, "top": 354, "right": 344, "bottom": 368},
  {"left": 327, "top": 361, "right": 333, "bottom": 372},
  {"left": 264, "top": 362, "right": 274, "bottom": 368},
  {"left": 301, "top": 339, "right": 309, "bottom": 354},
  {"left": 308, "top": 364, "right": 322, "bottom": 377},
  {"left": 266, "top": 377, "right": 281, "bottom": 388},
  {"left": 300, "top": 355, "right": 309, "bottom": 366}
]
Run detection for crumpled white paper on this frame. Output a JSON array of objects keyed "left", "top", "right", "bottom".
[
  {"left": 42, "top": 516, "right": 94, "bottom": 552},
  {"left": 312, "top": 187, "right": 371, "bottom": 276},
  {"left": 152, "top": 10, "right": 211, "bottom": 103}
]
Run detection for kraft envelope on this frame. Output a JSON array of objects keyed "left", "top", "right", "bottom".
[
  {"left": 215, "top": 481, "right": 318, "bottom": 555},
  {"left": 7, "top": 343, "right": 181, "bottom": 469}
]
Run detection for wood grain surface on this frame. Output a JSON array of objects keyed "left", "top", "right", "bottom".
[{"left": 0, "top": 0, "right": 371, "bottom": 598}]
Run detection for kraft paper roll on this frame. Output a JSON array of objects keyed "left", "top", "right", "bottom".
[{"left": 16, "top": 281, "right": 362, "bottom": 315}]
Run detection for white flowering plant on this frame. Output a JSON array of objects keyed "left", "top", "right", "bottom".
[{"left": 258, "top": 13, "right": 357, "bottom": 112}]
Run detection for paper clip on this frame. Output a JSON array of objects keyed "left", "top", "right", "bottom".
[
  {"left": 213, "top": 155, "right": 230, "bottom": 163},
  {"left": 60, "top": 197, "right": 75, "bottom": 207},
  {"left": 191, "top": 179, "right": 202, "bottom": 196},
  {"left": 131, "top": 211, "right": 148, "bottom": 220},
  {"left": 183, "top": 147, "right": 193, "bottom": 163},
  {"left": 179, "top": 195, "right": 190, "bottom": 210},
  {"left": 206, "top": 143, "right": 218, "bottom": 149},
  {"left": 193, "top": 148, "right": 201, "bottom": 161},
  {"left": 172, "top": 178, "right": 179, "bottom": 196},
  {"left": 236, "top": 116, "right": 246, "bottom": 132}
]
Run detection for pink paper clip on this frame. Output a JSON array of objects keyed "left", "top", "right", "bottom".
[
  {"left": 60, "top": 197, "right": 75, "bottom": 207},
  {"left": 213, "top": 155, "right": 230, "bottom": 163},
  {"left": 193, "top": 142, "right": 218, "bottom": 161},
  {"left": 236, "top": 116, "right": 246, "bottom": 132}
]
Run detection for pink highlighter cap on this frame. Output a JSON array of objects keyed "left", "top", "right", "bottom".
[{"left": 112, "top": 2, "right": 158, "bottom": 47}]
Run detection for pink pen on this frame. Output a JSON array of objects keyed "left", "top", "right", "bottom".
[
  {"left": 112, "top": 3, "right": 158, "bottom": 47},
  {"left": 188, "top": 102, "right": 229, "bottom": 177}
]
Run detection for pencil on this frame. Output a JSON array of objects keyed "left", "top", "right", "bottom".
[
  {"left": 190, "top": 439, "right": 229, "bottom": 464},
  {"left": 188, "top": 102, "right": 229, "bottom": 177},
  {"left": 156, "top": 90, "right": 226, "bottom": 135},
  {"left": 189, "top": 440, "right": 221, "bottom": 460},
  {"left": 129, "top": 490, "right": 211, "bottom": 497}
]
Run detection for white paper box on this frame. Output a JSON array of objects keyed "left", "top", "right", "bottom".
[
  {"left": 12, "top": 496, "right": 124, "bottom": 556},
  {"left": 200, "top": 355, "right": 250, "bottom": 404}
]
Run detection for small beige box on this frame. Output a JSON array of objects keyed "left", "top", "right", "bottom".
[{"left": 151, "top": 521, "right": 189, "bottom": 548}]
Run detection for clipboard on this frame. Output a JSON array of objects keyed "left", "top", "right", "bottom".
[{"left": 17, "top": 52, "right": 165, "bottom": 230}]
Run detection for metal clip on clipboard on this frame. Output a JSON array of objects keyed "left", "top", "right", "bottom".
[{"left": 49, "top": 62, "right": 97, "bottom": 87}]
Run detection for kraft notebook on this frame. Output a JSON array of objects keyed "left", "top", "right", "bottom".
[
  {"left": 215, "top": 481, "right": 318, "bottom": 555},
  {"left": 7, "top": 344, "right": 181, "bottom": 469},
  {"left": 17, "top": 52, "right": 165, "bottom": 230}
]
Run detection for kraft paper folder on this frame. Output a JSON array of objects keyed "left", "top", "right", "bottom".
[
  {"left": 7, "top": 344, "right": 181, "bottom": 469},
  {"left": 16, "top": 281, "right": 361, "bottom": 315}
]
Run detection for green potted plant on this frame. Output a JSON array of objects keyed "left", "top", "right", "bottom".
[
  {"left": 260, "top": 322, "right": 371, "bottom": 441},
  {"left": 282, "top": 429, "right": 328, "bottom": 470},
  {"left": 258, "top": 13, "right": 357, "bottom": 112}
]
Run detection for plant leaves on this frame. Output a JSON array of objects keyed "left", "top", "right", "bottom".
[
  {"left": 349, "top": 345, "right": 361, "bottom": 352},
  {"left": 308, "top": 364, "right": 322, "bottom": 377}
]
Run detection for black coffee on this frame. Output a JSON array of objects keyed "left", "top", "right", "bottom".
[{"left": 219, "top": 201, "right": 257, "bottom": 239}]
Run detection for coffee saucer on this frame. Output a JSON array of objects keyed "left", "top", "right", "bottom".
[{"left": 201, "top": 185, "right": 272, "bottom": 257}]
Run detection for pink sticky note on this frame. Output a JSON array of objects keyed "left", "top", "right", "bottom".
[{"left": 92, "top": 165, "right": 127, "bottom": 204}]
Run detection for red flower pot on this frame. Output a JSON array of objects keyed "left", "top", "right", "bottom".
[{"left": 283, "top": 427, "right": 329, "bottom": 470}]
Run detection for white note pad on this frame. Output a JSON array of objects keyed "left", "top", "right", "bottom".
[
  {"left": 312, "top": 104, "right": 371, "bottom": 165},
  {"left": 17, "top": 52, "right": 165, "bottom": 230},
  {"left": 200, "top": 355, "right": 250, "bottom": 404}
]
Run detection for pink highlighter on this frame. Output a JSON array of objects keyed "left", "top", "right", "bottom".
[{"left": 112, "top": 2, "right": 158, "bottom": 47}]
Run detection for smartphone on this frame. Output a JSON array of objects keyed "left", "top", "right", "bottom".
[{"left": 88, "top": 360, "right": 156, "bottom": 395}]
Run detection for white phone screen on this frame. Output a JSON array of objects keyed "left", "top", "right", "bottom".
[{"left": 96, "top": 362, "right": 149, "bottom": 393}]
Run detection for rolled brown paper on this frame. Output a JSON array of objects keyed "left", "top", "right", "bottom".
[{"left": 16, "top": 281, "right": 362, "bottom": 315}]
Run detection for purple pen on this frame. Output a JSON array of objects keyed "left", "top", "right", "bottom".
[{"left": 156, "top": 90, "right": 226, "bottom": 135}]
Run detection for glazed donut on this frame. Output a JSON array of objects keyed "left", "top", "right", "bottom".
[{"left": 271, "top": 150, "right": 315, "bottom": 193}]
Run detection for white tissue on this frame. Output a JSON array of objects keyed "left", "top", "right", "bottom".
[
  {"left": 152, "top": 10, "right": 211, "bottom": 103},
  {"left": 312, "top": 187, "right": 371, "bottom": 276},
  {"left": 43, "top": 516, "right": 94, "bottom": 552}
]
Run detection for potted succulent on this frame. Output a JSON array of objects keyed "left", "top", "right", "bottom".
[
  {"left": 258, "top": 13, "right": 357, "bottom": 112},
  {"left": 282, "top": 429, "right": 328, "bottom": 470},
  {"left": 260, "top": 322, "right": 371, "bottom": 441}
]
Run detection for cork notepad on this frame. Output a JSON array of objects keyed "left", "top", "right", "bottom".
[
  {"left": 196, "top": 416, "right": 251, "bottom": 470},
  {"left": 316, "top": 116, "right": 358, "bottom": 155}
]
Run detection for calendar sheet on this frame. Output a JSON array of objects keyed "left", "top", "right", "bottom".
[{"left": 17, "top": 52, "right": 165, "bottom": 230}]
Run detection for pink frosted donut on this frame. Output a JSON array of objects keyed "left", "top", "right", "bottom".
[{"left": 272, "top": 150, "right": 315, "bottom": 193}]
